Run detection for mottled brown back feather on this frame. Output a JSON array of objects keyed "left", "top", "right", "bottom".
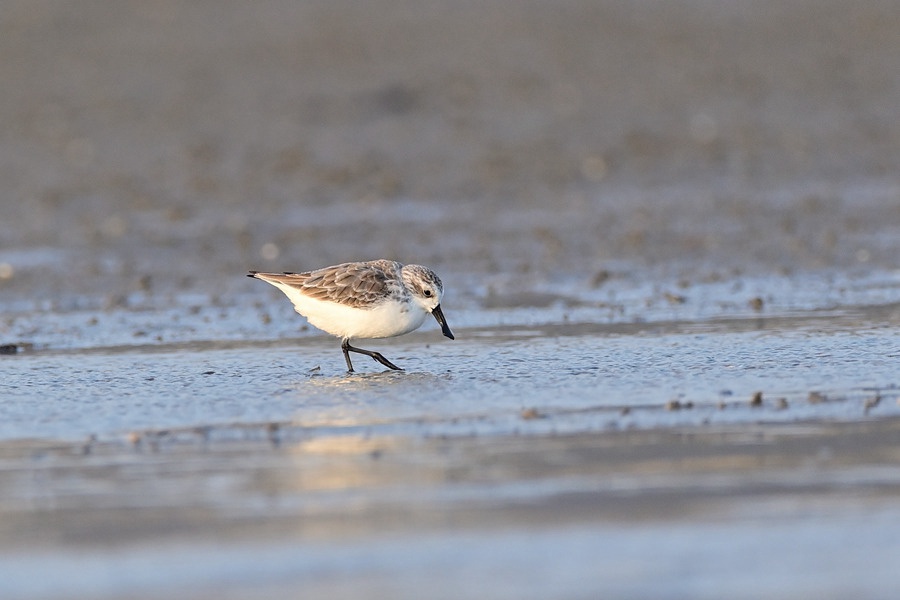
[{"left": 251, "top": 260, "right": 404, "bottom": 309}]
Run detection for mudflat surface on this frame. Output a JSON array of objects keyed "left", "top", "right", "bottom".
[{"left": 2, "top": 1, "right": 900, "bottom": 598}]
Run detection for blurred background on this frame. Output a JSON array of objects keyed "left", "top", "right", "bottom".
[
  {"left": 3, "top": 0, "right": 900, "bottom": 312},
  {"left": 4, "top": 3, "right": 900, "bottom": 598}
]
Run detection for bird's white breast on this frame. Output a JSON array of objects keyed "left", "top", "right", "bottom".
[{"left": 271, "top": 282, "right": 428, "bottom": 340}]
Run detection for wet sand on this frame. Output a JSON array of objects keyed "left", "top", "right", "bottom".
[
  {"left": 3, "top": 418, "right": 900, "bottom": 599},
  {"left": 3, "top": 1, "right": 900, "bottom": 597}
]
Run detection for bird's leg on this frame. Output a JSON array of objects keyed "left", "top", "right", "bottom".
[
  {"left": 341, "top": 339, "right": 403, "bottom": 371},
  {"left": 340, "top": 339, "right": 356, "bottom": 372}
]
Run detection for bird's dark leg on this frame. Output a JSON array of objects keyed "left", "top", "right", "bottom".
[
  {"left": 341, "top": 339, "right": 403, "bottom": 372},
  {"left": 341, "top": 339, "right": 356, "bottom": 372}
]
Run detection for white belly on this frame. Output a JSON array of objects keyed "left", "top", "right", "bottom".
[{"left": 273, "top": 283, "right": 428, "bottom": 340}]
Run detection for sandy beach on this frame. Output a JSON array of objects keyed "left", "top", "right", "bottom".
[{"left": 3, "top": 1, "right": 900, "bottom": 597}]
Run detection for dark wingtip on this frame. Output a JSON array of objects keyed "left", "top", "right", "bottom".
[
  {"left": 282, "top": 271, "right": 295, "bottom": 275},
  {"left": 247, "top": 271, "right": 259, "bottom": 278}
]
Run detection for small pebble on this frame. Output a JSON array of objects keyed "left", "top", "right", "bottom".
[
  {"left": 0, "top": 344, "right": 18, "bottom": 355},
  {"left": 266, "top": 423, "right": 281, "bottom": 447},
  {"left": 82, "top": 434, "right": 97, "bottom": 455},
  {"left": 864, "top": 394, "right": 881, "bottom": 414},
  {"left": 808, "top": 391, "right": 826, "bottom": 404},
  {"left": 665, "top": 400, "right": 682, "bottom": 411},
  {"left": 775, "top": 398, "right": 789, "bottom": 410},
  {"left": 520, "top": 407, "right": 544, "bottom": 420},
  {"left": 749, "top": 391, "right": 763, "bottom": 407},
  {"left": 590, "top": 270, "right": 611, "bottom": 288}
]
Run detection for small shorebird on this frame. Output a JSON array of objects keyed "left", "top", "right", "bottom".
[{"left": 248, "top": 259, "right": 454, "bottom": 372}]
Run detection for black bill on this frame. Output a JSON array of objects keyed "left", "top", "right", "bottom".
[{"left": 432, "top": 304, "right": 455, "bottom": 340}]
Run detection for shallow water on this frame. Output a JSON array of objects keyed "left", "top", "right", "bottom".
[
  {"left": 7, "top": 511, "right": 900, "bottom": 600},
  {"left": 3, "top": 286, "right": 900, "bottom": 598},
  {"left": 2, "top": 306, "right": 900, "bottom": 442},
  {"left": 3, "top": 417, "right": 900, "bottom": 599},
  {"left": 4, "top": 257, "right": 900, "bottom": 600}
]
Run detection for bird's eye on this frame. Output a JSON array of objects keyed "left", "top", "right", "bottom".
[{"left": 424, "top": 289, "right": 433, "bottom": 297}]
